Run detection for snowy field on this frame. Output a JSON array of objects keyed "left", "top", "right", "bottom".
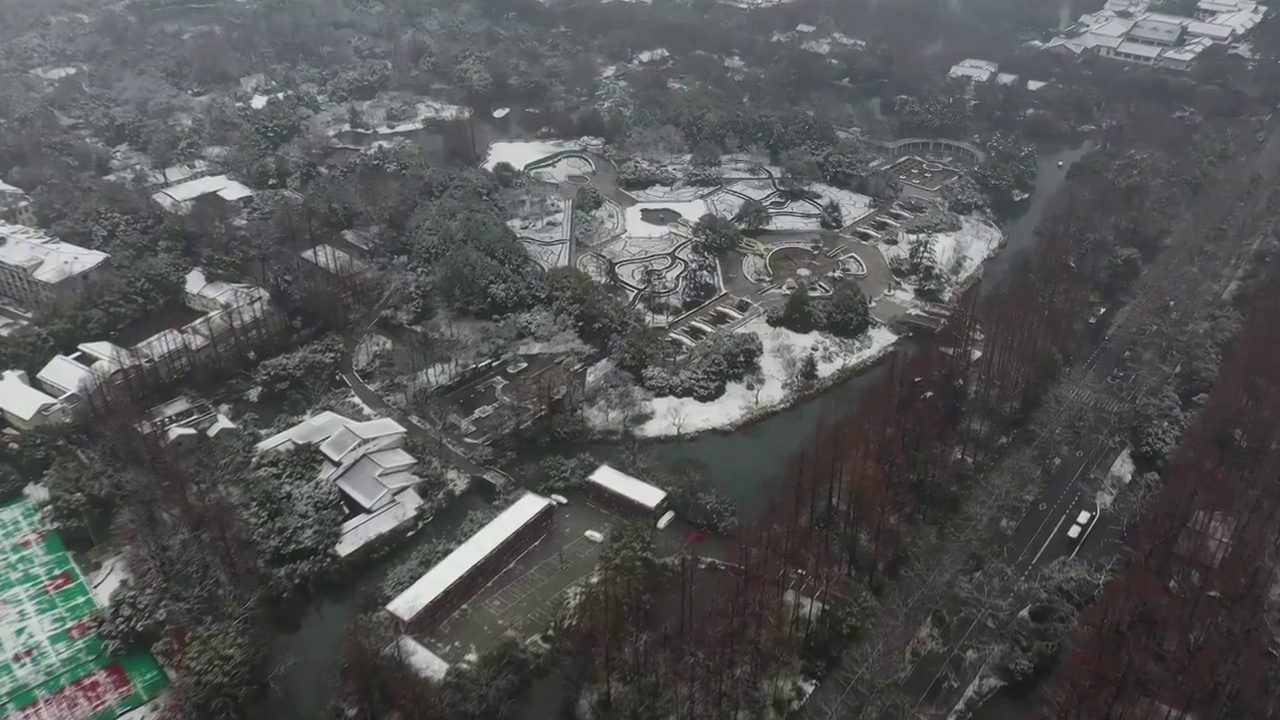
[
  {"left": 622, "top": 319, "right": 899, "bottom": 438},
  {"left": 482, "top": 138, "right": 599, "bottom": 171},
  {"left": 882, "top": 215, "right": 1003, "bottom": 299}
]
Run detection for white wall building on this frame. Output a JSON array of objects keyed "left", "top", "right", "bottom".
[
  {"left": 0, "top": 222, "right": 110, "bottom": 312},
  {"left": 0, "top": 370, "right": 70, "bottom": 430}
]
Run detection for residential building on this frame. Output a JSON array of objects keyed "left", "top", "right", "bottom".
[
  {"left": 0, "top": 370, "right": 70, "bottom": 430},
  {"left": 0, "top": 223, "right": 110, "bottom": 312},
  {"left": 118, "top": 269, "right": 278, "bottom": 379},
  {"left": 947, "top": 58, "right": 999, "bottom": 83},
  {"left": 385, "top": 492, "right": 555, "bottom": 628},
  {"left": 35, "top": 341, "right": 139, "bottom": 410},
  {"left": 151, "top": 175, "right": 255, "bottom": 215},
  {"left": 257, "top": 412, "right": 429, "bottom": 557},
  {"left": 137, "top": 396, "right": 238, "bottom": 449},
  {"left": 0, "top": 179, "right": 36, "bottom": 226}
]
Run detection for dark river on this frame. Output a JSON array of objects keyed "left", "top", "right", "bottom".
[{"left": 251, "top": 140, "right": 1092, "bottom": 720}]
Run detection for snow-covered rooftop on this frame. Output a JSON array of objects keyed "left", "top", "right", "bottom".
[
  {"left": 0, "top": 370, "right": 62, "bottom": 423},
  {"left": 995, "top": 72, "right": 1020, "bottom": 86},
  {"left": 1130, "top": 18, "right": 1184, "bottom": 43},
  {"left": 257, "top": 411, "right": 406, "bottom": 454},
  {"left": 1116, "top": 40, "right": 1163, "bottom": 58},
  {"left": 36, "top": 355, "right": 94, "bottom": 397},
  {"left": 151, "top": 175, "right": 254, "bottom": 214},
  {"left": 0, "top": 178, "right": 27, "bottom": 198},
  {"left": 300, "top": 244, "right": 369, "bottom": 276},
  {"left": 396, "top": 636, "right": 450, "bottom": 679},
  {"left": 0, "top": 222, "right": 109, "bottom": 285},
  {"left": 336, "top": 489, "right": 423, "bottom": 557},
  {"left": 947, "top": 59, "right": 999, "bottom": 83},
  {"left": 184, "top": 268, "right": 270, "bottom": 311},
  {"left": 385, "top": 493, "right": 554, "bottom": 623},
  {"left": 635, "top": 48, "right": 671, "bottom": 63},
  {"left": 587, "top": 464, "right": 668, "bottom": 511}
]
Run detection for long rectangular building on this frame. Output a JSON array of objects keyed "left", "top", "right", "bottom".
[
  {"left": 586, "top": 464, "right": 669, "bottom": 516},
  {"left": 386, "top": 493, "right": 554, "bottom": 626}
]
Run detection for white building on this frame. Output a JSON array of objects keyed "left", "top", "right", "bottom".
[
  {"left": 258, "top": 411, "right": 428, "bottom": 557},
  {"left": 0, "top": 370, "right": 70, "bottom": 430},
  {"left": 114, "top": 269, "right": 277, "bottom": 378},
  {"left": 151, "top": 175, "right": 255, "bottom": 215},
  {"left": 0, "top": 179, "right": 36, "bottom": 226},
  {"left": 0, "top": 222, "right": 110, "bottom": 312},
  {"left": 947, "top": 59, "right": 1000, "bottom": 83},
  {"left": 586, "top": 464, "right": 670, "bottom": 516},
  {"left": 1041, "top": 0, "right": 1266, "bottom": 70},
  {"left": 385, "top": 492, "right": 555, "bottom": 624}
]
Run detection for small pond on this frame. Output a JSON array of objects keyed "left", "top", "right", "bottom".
[{"left": 639, "top": 207, "right": 684, "bottom": 225}]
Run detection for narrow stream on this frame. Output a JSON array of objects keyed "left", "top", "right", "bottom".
[{"left": 251, "top": 140, "right": 1092, "bottom": 718}]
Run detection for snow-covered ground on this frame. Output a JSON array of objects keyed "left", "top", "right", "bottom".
[
  {"left": 483, "top": 138, "right": 598, "bottom": 171},
  {"left": 87, "top": 555, "right": 131, "bottom": 607},
  {"left": 882, "top": 215, "right": 1003, "bottom": 299},
  {"left": 811, "top": 185, "right": 875, "bottom": 225},
  {"left": 530, "top": 154, "right": 595, "bottom": 183},
  {"left": 625, "top": 319, "right": 899, "bottom": 438},
  {"left": 623, "top": 200, "right": 708, "bottom": 238},
  {"left": 327, "top": 98, "right": 469, "bottom": 135},
  {"left": 629, "top": 185, "right": 709, "bottom": 202}
]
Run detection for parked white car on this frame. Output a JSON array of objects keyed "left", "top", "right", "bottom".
[
  {"left": 584, "top": 530, "right": 605, "bottom": 543},
  {"left": 1067, "top": 510, "right": 1094, "bottom": 541}
]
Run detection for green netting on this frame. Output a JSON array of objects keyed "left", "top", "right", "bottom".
[{"left": 0, "top": 499, "right": 167, "bottom": 720}]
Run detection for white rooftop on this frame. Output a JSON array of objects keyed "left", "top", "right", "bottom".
[
  {"left": 184, "top": 268, "right": 270, "bottom": 310},
  {"left": 0, "top": 370, "right": 62, "bottom": 423},
  {"left": 256, "top": 411, "right": 406, "bottom": 454},
  {"left": 151, "top": 175, "right": 254, "bottom": 214},
  {"left": 995, "top": 73, "right": 1020, "bottom": 86},
  {"left": 947, "top": 58, "right": 999, "bottom": 83},
  {"left": 395, "top": 636, "right": 450, "bottom": 680},
  {"left": 386, "top": 493, "right": 554, "bottom": 623},
  {"left": 1116, "top": 39, "right": 1164, "bottom": 57},
  {"left": 299, "top": 245, "right": 369, "bottom": 276},
  {"left": 587, "top": 464, "right": 669, "bottom": 511},
  {"left": 36, "top": 355, "right": 94, "bottom": 397},
  {"left": 1130, "top": 18, "right": 1184, "bottom": 43},
  {"left": 336, "top": 489, "right": 423, "bottom": 558},
  {"left": 0, "top": 222, "right": 109, "bottom": 285}
]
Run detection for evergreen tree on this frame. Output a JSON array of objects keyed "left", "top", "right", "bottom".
[
  {"left": 735, "top": 198, "right": 770, "bottom": 230},
  {"left": 799, "top": 352, "right": 819, "bottom": 383},
  {"left": 825, "top": 282, "right": 871, "bottom": 338},
  {"left": 820, "top": 199, "right": 845, "bottom": 230}
]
